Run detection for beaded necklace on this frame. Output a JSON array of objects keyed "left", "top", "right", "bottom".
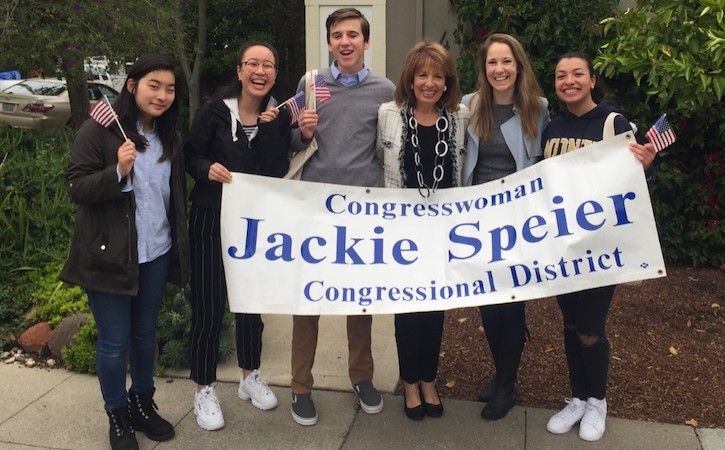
[{"left": 408, "top": 107, "right": 449, "bottom": 198}]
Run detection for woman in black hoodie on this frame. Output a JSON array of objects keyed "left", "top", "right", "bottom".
[
  {"left": 541, "top": 52, "right": 655, "bottom": 443},
  {"left": 184, "top": 41, "right": 290, "bottom": 431}
]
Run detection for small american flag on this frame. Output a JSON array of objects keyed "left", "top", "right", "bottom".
[
  {"left": 89, "top": 97, "right": 118, "bottom": 128},
  {"left": 279, "top": 91, "right": 306, "bottom": 124},
  {"left": 314, "top": 74, "right": 331, "bottom": 102},
  {"left": 645, "top": 114, "right": 676, "bottom": 152}
]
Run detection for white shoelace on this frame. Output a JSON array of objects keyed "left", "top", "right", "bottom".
[
  {"left": 557, "top": 397, "right": 584, "bottom": 419},
  {"left": 197, "top": 388, "right": 222, "bottom": 414},
  {"left": 246, "top": 370, "right": 273, "bottom": 396}
]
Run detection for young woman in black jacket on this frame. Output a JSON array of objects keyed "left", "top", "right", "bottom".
[
  {"left": 184, "top": 41, "right": 290, "bottom": 431},
  {"left": 61, "top": 54, "right": 189, "bottom": 450}
]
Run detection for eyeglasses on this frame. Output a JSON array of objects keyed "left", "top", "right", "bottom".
[{"left": 241, "top": 60, "right": 277, "bottom": 73}]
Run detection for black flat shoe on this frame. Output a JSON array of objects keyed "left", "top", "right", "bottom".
[
  {"left": 423, "top": 400, "right": 444, "bottom": 418},
  {"left": 404, "top": 403, "right": 425, "bottom": 420},
  {"left": 421, "top": 384, "right": 444, "bottom": 418}
]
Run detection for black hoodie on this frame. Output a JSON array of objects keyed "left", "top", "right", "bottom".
[
  {"left": 542, "top": 100, "right": 632, "bottom": 159},
  {"left": 184, "top": 98, "right": 291, "bottom": 210}
]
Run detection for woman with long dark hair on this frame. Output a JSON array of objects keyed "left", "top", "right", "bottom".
[
  {"left": 184, "top": 41, "right": 290, "bottom": 431},
  {"left": 61, "top": 54, "right": 189, "bottom": 450},
  {"left": 542, "top": 51, "right": 655, "bottom": 442}
]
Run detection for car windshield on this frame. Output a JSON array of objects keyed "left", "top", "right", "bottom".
[{"left": 2, "top": 80, "right": 67, "bottom": 96}]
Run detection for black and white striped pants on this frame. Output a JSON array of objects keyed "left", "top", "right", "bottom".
[{"left": 188, "top": 203, "right": 263, "bottom": 385}]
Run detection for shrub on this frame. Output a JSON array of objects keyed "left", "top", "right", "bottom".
[
  {"left": 61, "top": 316, "right": 98, "bottom": 374},
  {"left": 0, "top": 126, "right": 75, "bottom": 346},
  {"left": 595, "top": 0, "right": 725, "bottom": 266},
  {"left": 156, "top": 286, "right": 234, "bottom": 372},
  {"left": 30, "top": 262, "right": 89, "bottom": 327}
]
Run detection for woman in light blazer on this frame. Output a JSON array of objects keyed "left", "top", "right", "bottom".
[
  {"left": 377, "top": 40, "right": 468, "bottom": 420},
  {"left": 461, "top": 33, "right": 549, "bottom": 421}
]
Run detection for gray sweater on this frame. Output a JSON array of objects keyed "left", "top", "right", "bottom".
[{"left": 291, "top": 67, "right": 395, "bottom": 187}]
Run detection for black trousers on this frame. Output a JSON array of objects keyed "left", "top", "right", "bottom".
[
  {"left": 479, "top": 301, "right": 526, "bottom": 392},
  {"left": 557, "top": 285, "right": 615, "bottom": 400},
  {"left": 395, "top": 311, "right": 444, "bottom": 384},
  {"left": 188, "top": 204, "right": 263, "bottom": 385}
]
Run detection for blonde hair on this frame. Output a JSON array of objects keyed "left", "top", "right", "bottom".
[
  {"left": 471, "top": 33, "right": 542, "bottom": 141},
  {"left": 394, "top": 40, "right": 461, "bottom": 111}
]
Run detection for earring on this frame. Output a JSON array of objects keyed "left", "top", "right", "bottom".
[
  {"left": 443, "top": 86, "right": 448, "bottom": 92},
  {"left": 410, "top": 84, "right": 414, "bottom": 90}
]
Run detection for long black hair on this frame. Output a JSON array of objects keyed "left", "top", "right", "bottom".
[
  {"left": 214, "top": 41, "right": 279, "bottom": 113},
  {"left": 114, "top": 54, "right": 183, "bottom": 161}
]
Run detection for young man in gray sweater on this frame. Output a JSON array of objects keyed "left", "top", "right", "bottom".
[{"left": 289, "top": 7, "right": 395, "bottom": 426}]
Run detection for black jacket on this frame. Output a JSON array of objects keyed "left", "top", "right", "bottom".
[
  {"left": 59, "top": 119, "right": 190, "bottom": 295},
  {"left": 184, "top": 98, "right": 291, "bottom": 210}
]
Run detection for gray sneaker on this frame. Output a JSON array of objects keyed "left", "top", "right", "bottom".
[
  {"left": 291, "top": 392, "right": 317, "bottom": 426},
  {"left": 353, "top": 381, "right": 384, "bottom": 414}
]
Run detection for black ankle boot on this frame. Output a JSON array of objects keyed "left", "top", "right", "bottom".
[
  {"left": 481, "top": 388, "right": 515, "bottom": 420},
  {"left": 107, "top": 405, "right": 138, "bottom": 450},
  {"left": 129, "top": 388, "right": 175, "bottom": 441},
  {"left": 481, "top": 322, "right": 525, "bottom": 421},
  {"left": 478, "top": 378, "right": 498, "bottom": 402}
]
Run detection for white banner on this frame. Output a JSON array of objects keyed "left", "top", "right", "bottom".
[{"left": 221, "top": 133, "right": 666, "bottom": 315}]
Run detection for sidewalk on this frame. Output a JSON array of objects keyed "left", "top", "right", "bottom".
[{"left": 1, "top": 314, "right": 723, "bottom": 449}]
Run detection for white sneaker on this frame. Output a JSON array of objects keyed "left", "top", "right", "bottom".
[
  {"left": 546, "top": 397, "right": 586, "bottom": 434},
  {"left": 194, "top": 386, "right": 225, "bottom": 430},
  {"left": 579, "top": 397, "right": 607, "bottom": 442},
  {"left": 238, "top": 369, "right": 278, "bottom": 410}
]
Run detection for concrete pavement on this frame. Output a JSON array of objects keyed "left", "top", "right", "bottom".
[{"left": 1, "top": 314, "right": 723, "bottom": 449}]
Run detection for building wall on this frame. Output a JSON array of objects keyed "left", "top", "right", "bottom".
[{"left": 385, "top": 0, "right": 459, "bottom": 85}]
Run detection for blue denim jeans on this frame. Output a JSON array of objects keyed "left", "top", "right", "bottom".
[{"left": 87, "top": 251, "right": 170, "bottom": 411}]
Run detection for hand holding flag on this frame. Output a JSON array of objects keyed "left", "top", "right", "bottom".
[
  {"left": 279, "top": 91, "right": 306, "bottom": 124},
  {"left": 645, "top": 114, "right": 676, "bottom": 152},
  {"left": 89, "top": 95, "right": 128, "bottom": 140},
  {"left": 278, "top": 74, "right": 331, "bottom": 126}
]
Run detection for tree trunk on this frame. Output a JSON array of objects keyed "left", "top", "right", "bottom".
[
  {"left": 176, "top": 0, "right": 206, "bottom": 126},
  {"left": 65, "top": 58, "right": 90, "bottom": 130}
]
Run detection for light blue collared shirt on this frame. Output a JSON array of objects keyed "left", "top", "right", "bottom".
[
  {"left": 330, "top": 61, "right": 369, "bottom": 87},
  {"left": 132, "top": 122, "right": 172, "bottom": 264}
]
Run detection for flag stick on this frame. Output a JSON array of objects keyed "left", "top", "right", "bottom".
[{"left": 103, "top": 95, "right": 129, "bottom": 141}]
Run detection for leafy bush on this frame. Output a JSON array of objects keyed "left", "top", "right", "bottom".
[
  {"left": 156, "top": 286, "right": 234, "bottom": 372},
  {"left": 595, "top": 0, "right": 725, "bottom": 266},
  {"left": 61, "top": 316, "right": 98, "bottom": 374},
  {"left": 0, "top": 126, "right": 75, "bottom": 346},
  {"left": 30, "top": 262, "right": 89, "bottom": 327}
]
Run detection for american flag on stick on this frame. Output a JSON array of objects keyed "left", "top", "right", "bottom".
[
  {"left": 279, "top": 91, "right": 306, "bottom": 124},
  {"left": 89, "top": 97, "right": 117, "bottom": 127},
  {"left": 313, "top": 74, "right": 331, "bottom": 102},
  {"left": 89, "top": 95, "right": 128, "bottom": 140},
  {"left": 645, "top": 114, "right": 676, "bottom": 152}
]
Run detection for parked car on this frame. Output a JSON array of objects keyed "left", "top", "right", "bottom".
[{"left": 0, "top": 79, "right": 120, "bottom": 130}]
